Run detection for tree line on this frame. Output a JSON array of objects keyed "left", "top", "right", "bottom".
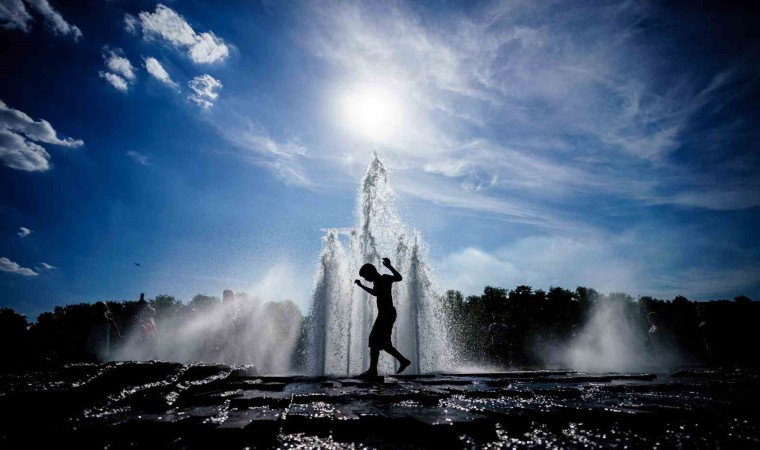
[
  {"left": 0, "top": 293, "right": 306, "bottom": 372},
  {"left": 441, "top": 285, "right": 758, "bottom": 368},
  {"left": 1, "top": 286, "right": 757, "bottom": 372}
]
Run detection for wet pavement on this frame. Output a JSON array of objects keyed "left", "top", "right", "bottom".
[{"left": 1, "top": 362, "right": 759, "bottom": 449}]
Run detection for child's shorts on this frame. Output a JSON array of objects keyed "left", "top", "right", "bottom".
[{"left": 368, "top": 307, "right": 397, "bottom": 349}]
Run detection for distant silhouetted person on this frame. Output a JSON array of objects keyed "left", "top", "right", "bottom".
[
  {"left": 140, "top": 306, "right": 158, "bottom": 359},
  {"left": 486, "top": 319, "right": 510, "bottom": 365},
  {"left": 355, "top": 257, "right": 411, "bottom": 378},
  {"left": 696, "top": 305, "right": 714, "bottom": 361},
  {"left": 696, "top": 304, "right": 732, "bottom": 365},
  {"left": 216, "top": 289, "right": 239, "bottom": 363},
  {"left": 141, "top": 307, "right": 157, "bottom": 339},
  {"left": 647, "top": 311, "right": 670, "bottom": 361},
  {"left": 136, "top": 292, "right": 148, "bottom": 312},
  {"left": 87, "top": 302, "right": 121, "bottom": 362}
]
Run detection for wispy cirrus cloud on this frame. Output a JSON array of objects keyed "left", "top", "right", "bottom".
[
  {"left": 0, "top": 99, "right": 83, "bottom": 171},
  {"left": 126, "top": 150, "right": 150, "bottom": 166},
  {"left": 0, "top": 0, "right": 81, "bottom": 40},
  {"left": 298, "top": 0, "right": 758, "bottom": 213},
  {"left": 213, "top": 117, "right": 312, "bottom": 187},
  {"left": 37, "top": 262, "right": 56, "bottom": 270},
  {"left": 131, "top": 4, "right": 229, "bottom": 64},
  {"left": 0, "top": 257, "right": 38, "bottom": 276}
]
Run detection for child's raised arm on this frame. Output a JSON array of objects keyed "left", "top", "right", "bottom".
[
  {"left": 382, "top": 258, "right": 403, "bottom": 282},
  {"left": 354, "top": 279, "right": 376, "bottom": 296}
]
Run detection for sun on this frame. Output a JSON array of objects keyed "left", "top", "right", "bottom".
[{"left": 337, "top": 83, "right": 407, "bottom": 144}]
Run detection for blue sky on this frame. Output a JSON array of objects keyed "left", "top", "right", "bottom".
[{"left": 1, "top": 0, "right": 758, "bottom": 320}]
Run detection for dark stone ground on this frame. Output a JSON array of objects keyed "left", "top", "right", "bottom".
[{"left": 1, "top": 362, "right": 759, "bottom": 449}]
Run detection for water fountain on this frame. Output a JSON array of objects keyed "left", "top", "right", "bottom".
[{"left": 309, "top": 154, "right": 453, "bottom": 375}]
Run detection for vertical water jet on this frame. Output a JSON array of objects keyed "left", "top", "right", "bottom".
[{"left": 308, "top": 154, "right": 453, "bottom": 375}]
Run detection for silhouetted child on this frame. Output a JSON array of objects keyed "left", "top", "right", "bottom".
[{"left": 354, "top": 257, "right": 411, "bottom": 378}]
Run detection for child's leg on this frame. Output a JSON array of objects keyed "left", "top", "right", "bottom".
[
  {"left": 368, "top": 347, "right": 380, "bottom": 374},
  {"left": 383, "top": 344, "right": 411, "bottom": 374},
  {"left": 383, "top": 344, "right": 403, "bottom": 362}
]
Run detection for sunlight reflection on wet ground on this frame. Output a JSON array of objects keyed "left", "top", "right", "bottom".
[{"left": 1, "top": 362, "right": 758, "bottom": 449}]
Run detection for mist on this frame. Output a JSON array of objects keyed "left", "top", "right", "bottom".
[
  {"left": 545, "top": 294, "right": 681, "bottom": 372},
  {"left": 113, "top": 293, "right": 304, "bottom": 374}
]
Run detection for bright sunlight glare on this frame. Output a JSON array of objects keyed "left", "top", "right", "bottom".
[{"left": 337, "top": 83, "right": 407, "bottom": 144}]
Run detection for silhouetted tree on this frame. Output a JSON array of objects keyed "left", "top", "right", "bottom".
[
  {"left": 575, "top": 286, "right": 600, "bottom": 317},
  {"left": 0, "top": 308, "right": 30, "bottom": 370},
  {"left": 734, "top": 295, "right": 751, "bottom": 304},
  {"left": 189, "top": 294, "right": 220, "bottom": 312},
  {"left": 149, "top": 294, "right": 184, "bottom": 320}
]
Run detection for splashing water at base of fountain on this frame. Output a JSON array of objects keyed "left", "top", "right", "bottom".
[
  {"left": 113, "top": 294, "right": 303, "bottom": 374},
  {"left": 561, "top": 299, "right": 650, "bottom": 372},
  {"left": 308, "top": 154, "right": 454, "bottom": 375}
]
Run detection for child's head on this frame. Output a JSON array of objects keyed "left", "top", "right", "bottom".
[{"left": 359, "top": 263, "right": 380, "bottom": 282}]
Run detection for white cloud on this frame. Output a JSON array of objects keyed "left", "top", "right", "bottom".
[
  {"left": 0, "top": 257, "right": 38, "bottom": 276},
  {"left": 126, "top": 150, "right": 150, "bottom": 166},
  {"left": 104, "top": 49, "right": 135, "bottom": 81},
  {"left": 26, "top": 0, "right": 81, "bottom": 39},
  {"left": 144, "top": 57, "right": 178, "bottom": 90},
  {"left": 0, "top": 0, "right": 33, "bottom": 31},
  {"left": 100, "top": 49, "right": 135, "bottom": 92},
  {"left": 187, "top": 31, "right": 229, "bottom": 64},
  {"left": 0, "top": 99, "right": 83, "bottom": 171},
  {"left": 99, "top": 71, "right": 128, "bottom": 92},
  {"left": 37, "top": 262, "right": 56, "bottom": 270},
  {"left": 17, "top": 227, "right": 31, "bottom": 237},
  {"left": 134, "top": 4, "right": 229, "bottom": 64},
  {"left": 0, "top": 129, "right": 50, "bottom": 171},
  {"left": 123, "top": 13, "right": 138, "bottom": 34},
  {"left": 0, "top": 0, "right": 81, "bottom": 40},
  {"left": 0, "top": 100, "right": 82, "bottom": 146},
  {"left": 187, "top": 74, "right": 222, "bottom": 108},
  {"left": 138, "top": 4, "right": 196, "bottom": 47}
]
